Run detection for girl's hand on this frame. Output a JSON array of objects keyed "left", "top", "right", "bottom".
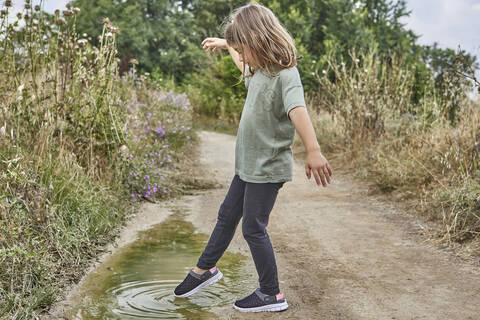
[
  {"left": 202, "top": 37, "right": 228, "bottom": 53},
  {"left": 305, "top": 150, "right": 333, "bottom": 187}
]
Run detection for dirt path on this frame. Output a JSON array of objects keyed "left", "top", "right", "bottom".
[
  {"left": 48, "top": 130, "right": 480, "bottom": 319},
  {"left": 181, "top": 130, "right": 480, "bottom": 319}
]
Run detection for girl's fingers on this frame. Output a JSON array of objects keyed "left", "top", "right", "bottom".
[
  {"left": 313, "top": 169, "right": 321, "bottom": 186},
  {"left": 318, "top": 169, "right": 327, "bottom": 187},
  {"left": 305, "top": 164, "right": 311, "bottom": 179},
  {"left": 327, "top": 163, "right": 333, "bottom": 176},
  {"left": 323, "top": 167, "right": 331, "bottom": 184}
]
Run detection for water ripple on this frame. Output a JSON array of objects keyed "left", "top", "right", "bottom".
[{"left": 105, "top": 278, "right": 231, "bottom": 319}]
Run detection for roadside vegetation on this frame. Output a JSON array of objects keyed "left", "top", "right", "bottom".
[
  {"left": 306, "top": 49, "right": 480, "bottom": 246},
  {"left": 0, "top": 2, "right": 211, "bottom": 318}
]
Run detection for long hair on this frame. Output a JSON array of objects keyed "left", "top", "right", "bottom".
[{"left": 222, "top": 2, "right": 298, "bottom": 78}]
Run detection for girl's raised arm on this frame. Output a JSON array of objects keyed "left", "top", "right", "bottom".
[{"left": 202, "top": 37, "right": 244, "bottom": 73}]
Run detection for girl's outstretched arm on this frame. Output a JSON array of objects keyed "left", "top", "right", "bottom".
[
  {"left": 289, "top": 106, "right": 333, "bottom": 187},
  {"left": 201, "top": 37, "right": 244, "bottom": 72}
]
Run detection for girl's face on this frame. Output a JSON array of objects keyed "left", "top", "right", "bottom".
[{"left": 233, "top": 44, "right": 259, "bottom": 69}]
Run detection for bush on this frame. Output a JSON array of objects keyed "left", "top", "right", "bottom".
[{"left": 310, "top": 48, "right": 480, "bottom": 246}]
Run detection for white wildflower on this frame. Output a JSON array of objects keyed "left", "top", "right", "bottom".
[
  {"left": 77, "top": 39, "right": 88, "bottom": 46},
  {"left": 17, "top": 84, "right": 24, "bottom": 92}
]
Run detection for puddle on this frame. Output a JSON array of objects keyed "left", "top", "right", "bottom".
[{"left": 63, "top": 211, "right": 248, "bottom": 319}]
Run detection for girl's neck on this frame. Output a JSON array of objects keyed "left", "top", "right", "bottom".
[{"left": 257, "top": 63, "right": 283, "bottom": 77}]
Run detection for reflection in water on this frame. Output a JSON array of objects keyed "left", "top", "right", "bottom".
[{"left": 65, "top": 211, "right": 247, "bottom": 319}]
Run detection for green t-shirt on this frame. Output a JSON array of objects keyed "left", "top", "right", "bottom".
[{"left": 235, "top": 64, "right": 306, "bottom": 183}]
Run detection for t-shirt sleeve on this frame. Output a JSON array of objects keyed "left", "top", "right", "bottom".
[{"left": 281, "top": 67, "right": 306, "bottom": 121}]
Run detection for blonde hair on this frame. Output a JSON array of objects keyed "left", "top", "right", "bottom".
[{"left": 222, "top": 2, "right": 299, "bottom": 78}]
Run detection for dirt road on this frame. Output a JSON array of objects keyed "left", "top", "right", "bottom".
[
  {"left": 181, "top": 130, "right": 480, "bottom": 319},
  {"left": 48, "top": 130, "right": 480, "bottom": 319}
]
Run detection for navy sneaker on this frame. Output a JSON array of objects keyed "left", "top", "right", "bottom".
[
  {"left": 173, "top": 266, "right": 223, "bottom": 298},
  {"left": 233, "top": 288, "right": 288, "bottom": 312}
]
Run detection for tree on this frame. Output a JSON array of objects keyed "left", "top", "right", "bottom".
[{"left": 72, "top": 0, "right": 208, "bottom": 81}]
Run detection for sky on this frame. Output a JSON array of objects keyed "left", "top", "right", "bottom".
[
  {"left": 402, "top": 0, "right": 480, "bottom": 56},
  {"left": 6, "top": 0, "right": 480, "bottom": 55}
]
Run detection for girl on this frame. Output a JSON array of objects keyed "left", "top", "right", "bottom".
[{"left": 174, "top": 2, "right": 332, "bottom": 313}]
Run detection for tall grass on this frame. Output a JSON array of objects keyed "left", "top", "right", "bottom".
[
  {"left": 0, "top": 1, "right": 204, "bottom": 318},
  {"left": 308, "top": 48, "right": 480, "bottom": 246}
]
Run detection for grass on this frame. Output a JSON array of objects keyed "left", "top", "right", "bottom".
[
  {"left": 0, "top": 3, "right": 214, "bottom": 318},
  {"left": 306, "top": 49, "right": 480, "bottom": 251}
]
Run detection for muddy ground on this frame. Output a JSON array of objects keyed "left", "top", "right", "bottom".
[{"left": 47, "top": 130, "right": 480, "bottom": 320}]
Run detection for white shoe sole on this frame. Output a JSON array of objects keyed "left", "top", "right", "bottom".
[
  {"left": 174, "top": 270, "right": 223, "bottom": 298},
  {"left": 233, "top": 300, "right": 289, "bottom": 312}
]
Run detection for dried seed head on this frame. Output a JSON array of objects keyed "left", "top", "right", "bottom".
[
  {"left": 25, "top": 4, "right": 31, "bottom": 9},
  {"left": 105, "top": 32, "right": 113, "bottom": 38},
  {"left": 16, "top": 12, "right": 22, "bottom": 19},
  {"left": 102, "top": 17, "right": 110, "bottom": 25},
  {"left": 129, "top": 58, "right": 139, "bottom": 65},
  {"left": 66, "top": 2, "right": 71, "bottom": 9},
  {"left": 54, "top": 9, "right": 59, "bottom": 15},
  {"left": 63, "top": 10, "right": 73, "bottom": 16},
  {"left": 5, "top": 0, "right": 12, "bottom": 7},
  {"left": 57, "top": 17, "right": 66, "bottom": 25},
  {"left": 111, "top": 26, "right": 119, "bottom": 34},
  {"left": 77, "top": 39, "right": 87, "bottom": 47},
  {"left": 0, "top": 124, "right": 6, "bottom": 137},
  {"left": 0, "top": 9, "right": 6, "bottom": 17},
  {"left": 73, "top": 7, "right": 80, "bottom": 14},
  {"left": 34, "top": 5, "right": 40, "bottom": 11},
  {"left": 24, "top": 14, "right": 29, "bottom": 21}
]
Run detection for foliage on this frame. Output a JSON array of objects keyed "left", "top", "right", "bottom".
[
  {"left": 68, "top": 0, "right": 479, "bottom": 125},
  {"left": 72, "top": 0, "right": 209, "bottom": 81},
  {"left": 119, "top": 78, "right": 195, "bottom": 200},
  {"left": 0, "top": 2, "right": 199, "bottom": 318},
  {"left": 315, "top": 49, "right": 416, "bottom": 140},
  {"left": 183, "top": 54, "right": 247, "bottom": 125},
  {"left": 309, "top": 49, "right": 480, "bottom": 244}
]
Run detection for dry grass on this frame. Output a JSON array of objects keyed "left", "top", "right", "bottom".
[
  {"left": 305, "top": 49, "right": 480, "bottom": 251},
  {"left": 0, "top": 3, "right": 206, "bottom": 318}
]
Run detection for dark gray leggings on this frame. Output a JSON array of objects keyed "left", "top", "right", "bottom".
[{"left": 196, "top": 174, "right": 285, "bottom": 296}]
